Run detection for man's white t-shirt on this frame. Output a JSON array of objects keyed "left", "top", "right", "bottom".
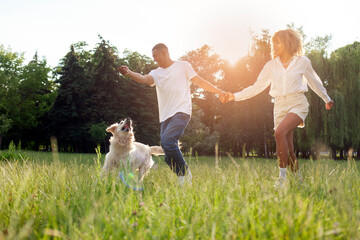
[{"left": 149, "top": 61, "right": 197, "bottom": 123}]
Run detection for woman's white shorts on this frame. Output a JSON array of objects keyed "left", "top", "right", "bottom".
[{"left": 273, "top": 92, "right": 309, "bottom": 130}]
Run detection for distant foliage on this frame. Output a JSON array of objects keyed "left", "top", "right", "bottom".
[
  {"left": 0, "top": 46, "right": 55, "bottom": 150},
  {"left": 47, "top": 37, "right": 159, "bottom": 152},
  {"left": 0, "top": 141, "right": 29, "bottom": 161},
  {"left": 181, "top": 107, "right": 219, "bottom": 155},
  {"left": 0, "top": 32, "right": 359, "bottom": 158}
]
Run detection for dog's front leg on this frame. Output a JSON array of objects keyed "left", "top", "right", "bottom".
[
  {"left": 138, "top": 165, "right": 146, "bottom": 182},
  {"left": 100, "top": 165, "right": 110, "bottom": 177},
  {"left": 101, "top": 155, "right": 115, "bottom": 176}
]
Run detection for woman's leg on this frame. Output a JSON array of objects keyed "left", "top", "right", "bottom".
[
  {"left": 286, "top": 130, "right": 299, "bottom": 172},
  {"left": 275, "top": 113, "right": 302, "bottom": 169}
]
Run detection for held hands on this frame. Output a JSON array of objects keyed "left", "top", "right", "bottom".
[
  {"left": 118, "top": 65, "right": 130, "bottom": 76},
  {"left": 219, "top": 92, "right": 235, "bottom": 103},
  {"left": 325, "top": 101, "right": 334, "bottom": 110},
  {"left": 226, "top": 92, "right": 235, "bottom": 102}
]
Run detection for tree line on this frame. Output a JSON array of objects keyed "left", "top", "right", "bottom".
[{"left": 1, "top": 28, "right": 359, "bottom": 159}]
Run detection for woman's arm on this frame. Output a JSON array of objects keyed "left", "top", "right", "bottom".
[
  {"left": 230, "top": 62, "right": 272, "bottom": 101},
  {"left": 304, "top": 60, "right": 332, "bottom": 104}
]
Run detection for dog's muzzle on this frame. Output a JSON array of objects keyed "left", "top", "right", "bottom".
[
  {"left": 121, "top": 118, "right": 132, "bottom": 132},
  {"left": 121, "top": 124, "right": 130, "bottom": 132}
]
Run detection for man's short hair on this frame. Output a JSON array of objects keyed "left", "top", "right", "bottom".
[{"left": 152, "top": 43, "right": 168, "bottom": 52}]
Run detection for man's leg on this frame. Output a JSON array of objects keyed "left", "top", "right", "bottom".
[{"left": 160, "top": 112, "right": 190, "bottom": 176}]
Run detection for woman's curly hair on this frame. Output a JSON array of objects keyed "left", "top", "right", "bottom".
[{"left": 271, "top": 29, "right": 304, "bottom": 58}]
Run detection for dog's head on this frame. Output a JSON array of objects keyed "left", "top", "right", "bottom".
[{"left": 106, "top": 118, "right": 135, "bottom": 146}]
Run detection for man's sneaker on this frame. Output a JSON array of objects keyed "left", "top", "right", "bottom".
[
  {"left": 178, "top": 170, "right": 192, "bottom": 186},
  {"left": 178, "top": 175, "right": 185, "bottom": 186},
  {"left": 297, "top": 175, "right": 303, "bottom": 184},
  {"left": 274, "top": 177, "right": 286, "bottom": 190},
  {"left": 187, "top": 170, "right": 192, "bottom": 184}
]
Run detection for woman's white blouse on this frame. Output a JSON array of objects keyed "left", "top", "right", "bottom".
[{"left": 234, "top": 56, "right": 332, "bottom": 103}]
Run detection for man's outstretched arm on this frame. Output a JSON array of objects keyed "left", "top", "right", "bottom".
[
  {"left": 191, "top": 75, "right": 227, "bottom": 99},
  {"left": 118, "top": 65, "right": 154, "bottom": 86}
]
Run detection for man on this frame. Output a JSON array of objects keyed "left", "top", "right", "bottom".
[{"left": 118, "top": 43, "right": 227, "bottom": 186}]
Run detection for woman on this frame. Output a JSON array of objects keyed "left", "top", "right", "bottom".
[{"left": 225, "top": 29, "right": 333, "bottom": 188}]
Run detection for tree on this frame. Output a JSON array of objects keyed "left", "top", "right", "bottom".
[
  {"left": 49, "top": 45, "right": 91, "bottom": 152},
  {"left": 0, "top": 45, "right": 23, "bottom": 148},
  {"left": 322, "top": 90, "right": 347, "bottom": 159},
  {"left": 16, "top": 53, "right": 55, "bottom": 149},
  {"left": 49, "top": 38, "right": 160, "bottom": 153},
  {"left": 328, "top": 42, "right": 360, "bottom": 158},
  {"left": 181, "top": 107, "right": 219, "bottom": 155},
  {"left": 118, "top": 50, "right": 159, "bottom": 146},
  {"left": 89, "top": 122, "right": 108, "bottom": 151},
  {"left": 0, "top": 46, "right": 55, "bottom": 150},
  {"left": 246, "top": 30, "right": 273, "bottom": 157},
  {"left": 217, "top": 57, "right": 252, "bottom": 156},
  {"left": 180, "top": 45, "right": 225, "bottom": 131},
  {"left": 297, "top": 49, "right": 331, "bottom": 158},
  {"left": 87, "top": 37, "right": 124, "bottom": 125},
  {"left": 0, "top": 115, "right": 12, "bottom": 149},
  {"left": 89, "top": 39, "right": 160, "bottom": 149},
  {"left": 218, "top": 30, "right": 274, "bottom": 157}
]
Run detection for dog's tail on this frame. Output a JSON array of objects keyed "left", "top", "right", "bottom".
[{"left": 150, "top": 146, "right": 164, "bottom": 156}]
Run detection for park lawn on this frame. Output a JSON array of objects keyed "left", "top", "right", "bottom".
[{"left": 0, "top": 150, "right": 360, "bottom": 239}]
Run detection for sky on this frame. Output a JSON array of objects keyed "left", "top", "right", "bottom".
[{"left": 1, "top": 0, "right": 359, "bottom": 67}]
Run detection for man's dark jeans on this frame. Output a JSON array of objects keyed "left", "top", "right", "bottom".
[{"left": 160, "top": 112, "right": 190, "bottom": 176}]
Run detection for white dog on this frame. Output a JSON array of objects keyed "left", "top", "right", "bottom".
[{"left": 102, "top": 117, "right": 163, "bottom": 181}]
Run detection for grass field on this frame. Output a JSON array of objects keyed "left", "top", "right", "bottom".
[{"left": 1, "top": 150, "right": 360, "bottom": 239}]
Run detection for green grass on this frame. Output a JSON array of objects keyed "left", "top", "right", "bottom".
[{"left": 1, "top": 150, "right": 360, "bottom": 239}]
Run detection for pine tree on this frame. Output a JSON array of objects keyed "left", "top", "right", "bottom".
[
  {"left": 87, "top": 37, "right": 124, "bottom": 124},
  {"left": 119, "top": 50, "right": 159, "bottom": 145},
  {"left": 49, "top": 45, "right": 91, "bottom": 152}
]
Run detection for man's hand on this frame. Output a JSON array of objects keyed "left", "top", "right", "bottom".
[
  {"left": 219, "top": 92, "right": 235, "bottom": 103},
  {"left": 325, "top": 101, "right": 334, "bottom": 110},
  {"left": 226, "top": 92, "right": 235, "bottom": 102},
  {"left": 118, "top": 65, "right": 130, "bottom": 76},
  {"left": 118, "top": 66, "right": 154, "bottom": 85}
]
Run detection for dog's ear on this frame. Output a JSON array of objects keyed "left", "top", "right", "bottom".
[{"left": 106, "top": 124, "right": 118, "bottom": 134}]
